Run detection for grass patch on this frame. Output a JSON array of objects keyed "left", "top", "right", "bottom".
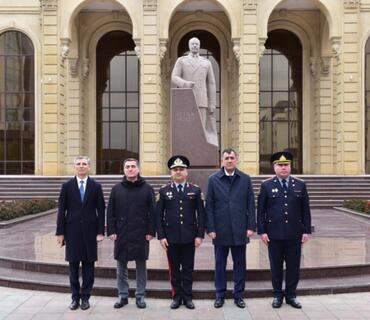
[
  {"left": 343, "top": 199, "right": 370, "bottom": 214},
  {"left": 0, "top": 199, "right": 57, "bottom": 221}
]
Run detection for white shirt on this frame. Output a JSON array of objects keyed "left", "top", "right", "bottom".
[
  {"left": 174, "top": 182, "right": 186, "bottom": 192},
  {"left": 224, "top": 169, "right": 235, "bottom": 176}
]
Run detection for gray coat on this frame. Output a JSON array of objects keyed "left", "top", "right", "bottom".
[{"left": 205, "top": 168, "right": 256, "bottom": 246}]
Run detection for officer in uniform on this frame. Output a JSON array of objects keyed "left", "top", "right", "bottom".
[
  {"left": 156, "top": 155, "right": 205, "bottom": 310},
  {"left": 257, "top": 151, "right": 311, "bottom": 309}
]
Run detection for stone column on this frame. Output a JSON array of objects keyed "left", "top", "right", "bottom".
[
  {"left": 239, "top": 0, "right": 259, "bottom": 174},
  {"left": 40, "top": 0, "right": 66, "bottom": 175},
  {"left": 139, "top": 0, "right": 162, "bottom": 175}
]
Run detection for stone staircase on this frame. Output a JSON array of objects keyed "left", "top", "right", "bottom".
[{"left": 1, "top": 175, "right": 370, "bottom": 208}]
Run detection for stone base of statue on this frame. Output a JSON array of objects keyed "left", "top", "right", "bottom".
[{"left": 171, "top": 88, "right": 219, "bottom": 167}]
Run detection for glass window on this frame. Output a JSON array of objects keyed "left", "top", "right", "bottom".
[
  {"left": 259, "top": 29, "right": 302, "bottom": 174},
  {"left": 0, "top": 31, "right": 34, "bottom": 174},
  {"left": 96, "top": 31, "right": 139, "bottom": 174}
]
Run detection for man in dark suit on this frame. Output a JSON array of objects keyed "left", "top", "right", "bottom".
[
  {"left": 56, "top": 156, "right": 105, "bottom": 311},
  {"left": 257, "top": 151, "right": 311, "bottom": 309},
  {"left": 205, "top": 148, "right": 256, "bottom": 309},
  {"left": 156, "top": 155, "right": 205, "bottom": 310}
]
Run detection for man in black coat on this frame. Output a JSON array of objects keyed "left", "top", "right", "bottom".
[
  {"left": 156, "top": 155, "right": 205, "bottom": 310},
  {"left": 56, "top": 156, "right": 105, "bottom": 311},
  {"left": 107, "top": 158, "right": 155, "bottom": 309},
  {"left": 206, "top": 148, "right": 256, "bottom": 309},
  {"left": 257, "top": 151, "right": 311, "bottom": 309}
]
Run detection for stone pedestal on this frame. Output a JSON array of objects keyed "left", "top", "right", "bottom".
[{"left": 171, "top": 88, "right": 219, "bottom": 167}]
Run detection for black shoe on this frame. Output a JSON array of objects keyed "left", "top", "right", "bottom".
[
  {"left": 214, "top": 298, "right": 225, "bottom": 308},
  {"left": 80, "top": 300, "right": 90, "bottom": 310},
  {"left": 234, "top": 298, "right": 246, "bottom": 309},
  {"left": 136, "top": 297, "right": 146, "bottom": 309},
  {"left": 184, "top": 300, "right": 195, "bottom": 309},
  {"left": 272, "top": 297, "right": 283, "bottom": 308},
  {"left": 114, "top": 298, "right": 128, "bottom": 309},
  {"left": 69, "top": 299, "right": 79, "bottom": 310},
  {"left": 286, "top": 297, "right": 302, "bottom": 309},
  {"left": 170, "top": 299, "right": 182, "bottom": 309}
]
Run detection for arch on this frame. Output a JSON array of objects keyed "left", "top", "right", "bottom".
[
  {"left": 160, "top": 0, "right": 238, "bottom": 40},
  {"left": 266, "top": 21, "right": 313, "bottom": 173},
  {"left": 0, "top": 22, "right": 41, "bottom": 174},
  {"left": 61, "top": 0, "right": 139, "bottom": 40},
  {"left": 259, "top": 0, "right": 341, "bottom": 40}
]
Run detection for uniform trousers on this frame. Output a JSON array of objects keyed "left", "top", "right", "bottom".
[
  {"left": 116, "top": 259, "right": 147, "bottom": 299},
  {"left": 69, "top": 261, "right": 94, "bottom": 301},
  {"left": 214, "top": 245, "right": 246, "bottom": 299},
  {"left": 167, "top": 242, "right": 195, "bottom": 302},
  {"left": 268, "top": 238, "right": 302, "bottom": 299}
]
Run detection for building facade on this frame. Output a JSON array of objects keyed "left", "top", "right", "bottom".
[{"left": 0, "top": 0, "right": 369, "bottom": 176}]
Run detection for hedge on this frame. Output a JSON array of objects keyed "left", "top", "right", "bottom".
[
  {"left": 342, "top": 199, "right": 370, "bottom": 214},
  {"left": 0, "top": 199, "right": 57, "bottom": 221}
]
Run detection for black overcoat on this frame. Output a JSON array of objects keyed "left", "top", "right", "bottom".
[
  {"left": 106, "top": 176, "right": 156, "bottom": 263},
  {"left": 56, "top": 177, "right": 105, "bottom": 262}
]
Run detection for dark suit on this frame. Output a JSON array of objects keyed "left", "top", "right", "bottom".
[
  {"left": 56, "top": 176, "right": 105, "bottom": 301},
  {"left": 156, "top": 182, "right": 205, "bottom": 302},
  {"left": 257, "top": 176, "right": 311, "bottom": 299}
]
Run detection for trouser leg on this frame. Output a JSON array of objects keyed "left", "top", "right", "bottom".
[
  {"left": 268, "top": 239, "right": 284, "bottom": 299},
  {"left": 167, "top": 243, "right": 182, "bottom": 301},
  {"left": 181, "top": 243, "right": 195, "bottom": 302},
  {"left": 81, "top": 261, "right": 94, "bottom": 301},
  {"left": 214, "top": 245, "right": 229, "bottom": 299},
  {"left": 135, "top": 260, "right": 147, "bottom": 298},
  {"left": 231, "top": 245, "right": 246, "bottom": 299},
  {"left": 69, "top": 261, "right": 80, "bottom": 301},
  {"left": 284, "top": 239, "right": 302, "bottom": 299},
  {"left": 117, "top": 260, "right": 129, "bottom": 299}
]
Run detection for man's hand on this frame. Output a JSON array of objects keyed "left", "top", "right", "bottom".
[
  {"left": 57, "top": 235, "right": 64, "bottom": 247},
  {"left": 184, "top": 81, "right": 195, "bottom": 88},
  {"left": 208, "top": 232, "right": 216, "bottom": 240},
  {"left": 301, "top": 233, "right": 310, "bottom": 244},
  {"left": 261, "top": 233, "right": 270, "bottom": 246},
  {"left": 209, "top": 105, "right": 215, "bottom": 114},
  {"left": 246, "top": 230, "right": 254, "bottom": 237},
  {"left": 194, "top": 237, "right": 203, "bottom": 248},
  {"left": 109, "top": 234, "right": 117, "bottom": 241},
  {"left": 160, "top": 238, "right": 169, "bottom": 251},
  {"left": 96, "top": 234, "right": 104, "bottom": 242},
  {"left": 146, "top": 235, "right": 153, "bottom": 241}
]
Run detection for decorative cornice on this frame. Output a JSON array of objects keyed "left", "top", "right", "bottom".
[
  {"left": 133, "top": 38, "right": 141, "bottom": 60},
  {"left": 232, "top": 39, "right": 241, "bottom": 62},
  {"left": 60, "top": 38, "right": 70, "bottom": 61},
  {"left": 309, "top": 57, "right": 317, "bottom": 77},
  {"left": 320, "top": 57, "right": 331, "bottom": 75},
  {"left": 243, "top": 0, "right": 257, "bottom": 10},
  {"left": 159, "top": 38, "right": 167, "bottom": 61},
  {"left": 69, "top": 58, "right": 78, "bottom": 77},
  {"left": 331, "top": 37, "right": 341, "bottom": 57},
  {"left": 143, "top": 0, "right": 157, "bottom": 11},
  {"left": 343, "top": 0, "right": 359, "bottom": 9},
  {"left": 40, "top": 0, "right": 57, "bottom": 11}
]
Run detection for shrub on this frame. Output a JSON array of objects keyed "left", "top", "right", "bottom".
[
  {"left": 0, "top": 199, "right": 57, "bottom": 221},
  {"left": 343, "top": 199, "right": 370, "bottom": 214}
]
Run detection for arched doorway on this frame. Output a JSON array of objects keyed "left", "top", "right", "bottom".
[
  {"left": 259, "top": 29, "right": 302, "bottom": 174},
  {"left": 177, "top": 30, "right": 221, "bottom": 146},
  {"left": 0, "top": 31, "right": 34, "bottom": 174},
  {"left": 96, "top": 31, "right": 139, "bottom": 174}
]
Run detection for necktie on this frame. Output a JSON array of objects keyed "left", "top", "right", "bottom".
[
  {"left": 282, "top": 179, "right": 288, "bottom": 190},
  {"left": 79, "top": 180, "right": 85, "bottom": 201},
  {"left": 178, "top": 184, "right": 183, "bottom": 194}
]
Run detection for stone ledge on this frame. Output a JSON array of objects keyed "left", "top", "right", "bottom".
[
  {"left": 0, "top": 208, "right": 57, "bottom": 229},
  {"left": 334, "top": 206, "right": 370, "bottom": 219}
]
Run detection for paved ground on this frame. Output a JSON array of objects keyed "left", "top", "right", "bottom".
[{"left": 0, "top": 287, "right": 370, "bottom": 320}]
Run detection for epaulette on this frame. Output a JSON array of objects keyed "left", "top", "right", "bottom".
[
  {"left": 292, "top": 176, "right": 305, "bottom": 183},
  {"left": 160, "top": 183, "right": 170, "bottom": 189},
  {"left": 262, "top": 177, "right": 274, "bottom": 183}
]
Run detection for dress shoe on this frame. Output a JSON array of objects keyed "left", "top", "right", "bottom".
[
  {"left": 214, "top": 298, "right": 225, "bottom": 308},
  {"left": 69, "top": 299, "right": 79, "bottom": 310},
  {"left": 184, "top": 300, "right": 195, "bottom": 309},
  {"left": 170, "top": 299, "right": 182, "bottom": 309},
  {"left": 272, "top": 297, "right": 283, "bottom": 308},
  {"left": 136, "top": 296, "right": 146, "bottom": 309},
  {"left": 80, "top": 299, "right": 90, "bottom": 310},
  {"left": 234, "top": 298, "right": 246, "bottom": 308},
  {"left": 286, "top": 297, "right": 302, "bottom": 309},
  {"left": 114, "top": 298, "right": 128, "bottom": 309}
]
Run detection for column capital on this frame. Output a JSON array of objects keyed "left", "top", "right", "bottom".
[
  {"left": 343, "top": 0, "right": 359, "bottom": 9},
  {"left": 243, "top": 0, "right": 257, "bottom": 10},
  {"left": 40, "top": 0, "right": 57, "bottom": 11},
  {"left": 143, "top": 0, "right": 157, "bottom": 11}
]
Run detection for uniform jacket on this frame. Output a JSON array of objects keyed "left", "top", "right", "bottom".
[
  {"left": 205, "top": 168, "right": 256, "bottom": 246},
  {"left": 56, "top": 177, "right": 105, "bottom": 262},
  {"left": 106, "top": 176, "right": 156, "bottom": 263},
  {"left": 171, "top": 54, "right": 216, "bottom": 108},
  {"left": 156, "top": 182, "right": 205, "bottom": 244},
  {"left": 257, "top": 176, "right": 312, "bottom": 240}
]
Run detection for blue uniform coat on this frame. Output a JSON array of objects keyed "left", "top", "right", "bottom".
[
  {"left": 205, "top": 168, "right": 256, "bottom": 246},
  {"left": 257, "top": 176, "right": 311, "bottom": 239},
  {"left": 56, "top": 177, "right": 105, "bottom": 262}
]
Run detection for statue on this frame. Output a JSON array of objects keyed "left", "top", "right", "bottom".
[{"left": 171, "top": 37, "right": 218, "bottom": 147}]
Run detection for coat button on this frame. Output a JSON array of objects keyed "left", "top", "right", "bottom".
[
  {"left": 180, "top": 214, "right": 183, "bottom": 217},
  {"left": 284, "top": 195, "right": 287, "bottom": 198},
  {"left": 180, "top": 221, "right": 183, "bottom": 224},
  {"left": 179, "top": 200, "right": 182, "bottom": 203},
  {"left": 285, "top": 203, "right": 288, "bottom": 206},
  {"left": 180, "top": 207, "right": 183, "bottom": 210},
  {"left": 285, "top": 220, "right": 288, "bottom": 223},
  {"left": 268, "top": 219, "right": 272, "bottom": 223},
  {"left": 285, "top": 212, "right": 288, "bottom": 215}
]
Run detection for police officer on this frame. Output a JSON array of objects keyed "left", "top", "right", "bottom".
[
  {"left": 156, "top": 155, "right": 205, "bottom": 310},
  {"left": 257, "top": 151, "right": 311, "bottom": 309}
]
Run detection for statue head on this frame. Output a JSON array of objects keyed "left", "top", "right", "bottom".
[{"left": 188, "top": 37, "right": 200, "bottom": 55}]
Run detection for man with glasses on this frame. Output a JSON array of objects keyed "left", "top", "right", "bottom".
[
  {"left": 156, "top": 155, "right": 205, "bottom": 310},
  {"left": 205, "top": 148, "right": 256, "bottom": 309},
  {"left": 56, "top": 156, "right": 105, "bottom": 311},
  {"left": 257, "top": 151, "right": 311, "bottom": 309}
]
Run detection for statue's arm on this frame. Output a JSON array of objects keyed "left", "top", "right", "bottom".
[
  {"left": 207, "top": 61, "right": 217, "bottom": 111},
  {"left": 171, "top": 58, "right": 194, "bottom": 88}
]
